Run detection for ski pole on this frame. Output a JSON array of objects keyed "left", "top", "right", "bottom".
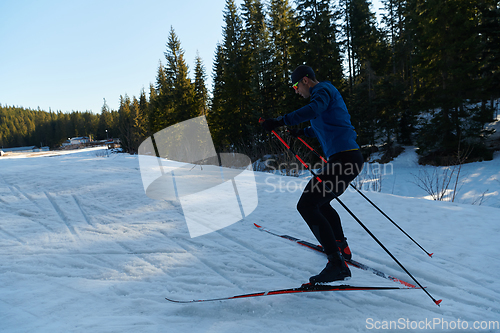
[
  {"left": 261, "top": 119, "right": 442, "bottom": 306},
  {"left": 291, "top": 132, "right": 434, "bottom": 258}
]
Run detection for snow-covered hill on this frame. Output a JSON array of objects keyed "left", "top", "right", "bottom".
[{"left": 0, "top": 148, "right": 499, "bottom": 332}]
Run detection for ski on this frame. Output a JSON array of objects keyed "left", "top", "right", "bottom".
[
  {"left": 166, "top": 283, "right": 409, "bottom": 303},
  {"left": 254, "top": 223, "right": 417, "bottom": 289}
]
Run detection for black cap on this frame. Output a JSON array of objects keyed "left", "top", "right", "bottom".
[{"left": 291, "top": 65, "right": 315, "bottom": 85}]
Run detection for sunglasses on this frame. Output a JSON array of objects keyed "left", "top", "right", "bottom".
[
  {"left": 292, "top": 79, "right": 302, "bottom": 91},
  {"left": 292, "top": 76, "right": 307, "bottom": 91}
]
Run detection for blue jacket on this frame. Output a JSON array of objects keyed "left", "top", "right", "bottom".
[{"left": 283, "top": 81, "right": 359, "bottom": 159}]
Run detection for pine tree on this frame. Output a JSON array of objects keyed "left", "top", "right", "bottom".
[
  {"left": 341, "top": 0, "right": 389, "bottom": 146},
  {"left": 98, "top": 99, "right": 113, "bottom": 140},
  {"left": 267, "top": 0, "right": 301, "bottom": 116},
  {"left": 378, "top": 0, "right": 416, "bottom": 145},
  {"left": 343, "top": 0, "right": 384, "bottom": 81},
  {"left": 138, "top": 88, "right": 150, "bottom": 136},
  {"left": 164, "top": 26, "right": 197, "bottom": 124},
  {"left": 149, "top": 28, "right": 198, "bottom": 136},
  {"left": 149, "top": 61, "right": 171, "bottom": 133},
  {"left": 413, "top": 0, "right": 490, "bottom": 162},
  {"left": 241, "top": 0, "right": 273, "bottom": 129},
  {"left": 208, "top": 44, "right": 226, "bottom": 147},
  {"left": 295, "top": 0, "right": 344, "bottom": 86},
  {"left": 477, "top": 0, "right": 500, "bottom": 120},
  {"left": 193, "top": 52, "right": 209, "bottom": 117},
  {"left": 209, "top": 0, "right": 250, "bottom": 149},
  {"left": 129, "top": 95, "right": 148, "bottom": 154},
  {"left": 118, "top": 95, "right": 133, "bottom": 153}
]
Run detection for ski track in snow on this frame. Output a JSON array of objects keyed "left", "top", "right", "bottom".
[
  {"left": 0, "top": 225, "right": 25, "bottom": 244},
  {"left": 0, "top": 147, "right": 499, "bottom": 332},
  {"left": 44, "top": 191, "right": 80, "bottom": 241},
  {"left": 72, "top": 194, "right": 95, "bottom": 227}
]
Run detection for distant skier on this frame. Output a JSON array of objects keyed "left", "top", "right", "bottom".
[{"left": 261, "top": 65, "right": 363, "bottom": 284}]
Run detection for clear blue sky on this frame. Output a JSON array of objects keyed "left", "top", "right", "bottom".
[
  {"left": 0, "top": 0, "right": 240, "bottom": 114},
  {"left": 1, "top": 0, "right": 384, "bottom": 115}
]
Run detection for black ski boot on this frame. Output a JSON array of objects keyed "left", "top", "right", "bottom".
[
  {"left": 337, "top": 237, "right": 352, "bottom": 261},
  {"left": 309, "top": 252, "right": 351, "bottom": 284}
]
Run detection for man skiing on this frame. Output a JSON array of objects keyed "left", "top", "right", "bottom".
[{"left": 261, "top": 65, "right": 364, "bottom": 284}]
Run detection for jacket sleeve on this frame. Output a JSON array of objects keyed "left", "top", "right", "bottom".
[{"left": 283, "top": 87, "right": 331, "bottom": 126}]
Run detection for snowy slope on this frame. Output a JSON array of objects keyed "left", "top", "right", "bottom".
[
  {"left": 376, "top": 147, "right": 500, "bottom": 208},
  {"left": 0, "top": 148, "right": 499, "bottom": 332}
]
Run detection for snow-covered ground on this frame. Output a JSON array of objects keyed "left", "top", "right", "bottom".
[
  {"left": 364, "top": 146, "right": 500, "bottom": 208},
  {"left": 1, "top": 147, "right": 499, "bottom": 332}
]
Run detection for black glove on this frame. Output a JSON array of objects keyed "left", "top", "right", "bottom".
[
  {"left": 261, "top": 116, "right": 285, "bottom": 132},
  {"left": 288, "top": 128, "right": 305, "bottom": 138}
]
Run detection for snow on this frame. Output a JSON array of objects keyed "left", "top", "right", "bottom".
[
  {"left": 1, "top": 147, "right": 499, "bottom": 332},
  {"left": 361, "top": 146, "right": 500, "bottom": 208}
]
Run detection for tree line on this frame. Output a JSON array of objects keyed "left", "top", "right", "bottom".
[
  {"left": 0, "top": 104, "right": 118, "bottom": 149},
  {"left": 1, "top": 0, "right": 499, "bottom": 165}
]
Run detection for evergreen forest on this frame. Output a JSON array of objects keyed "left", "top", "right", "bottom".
[{"left": 1, "top": 0, "right": 499, "bottom": 165}]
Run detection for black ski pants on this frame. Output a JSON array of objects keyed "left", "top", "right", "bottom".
[{"left": 297, "top": 149, "right": 364, "bottom": 255}]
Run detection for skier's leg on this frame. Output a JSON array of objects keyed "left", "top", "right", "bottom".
[
  {"left": 297, "top": 179, "right": 338, "bottom": 255},
  {"left": 319, "top": 203, "right": 352, "bottom": 260},
  {"left": 319, "top": 203, "right": 344, "bottom": 241},
  {"left": 297, "top": 150, "right": 364, "bottom": 283}
]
